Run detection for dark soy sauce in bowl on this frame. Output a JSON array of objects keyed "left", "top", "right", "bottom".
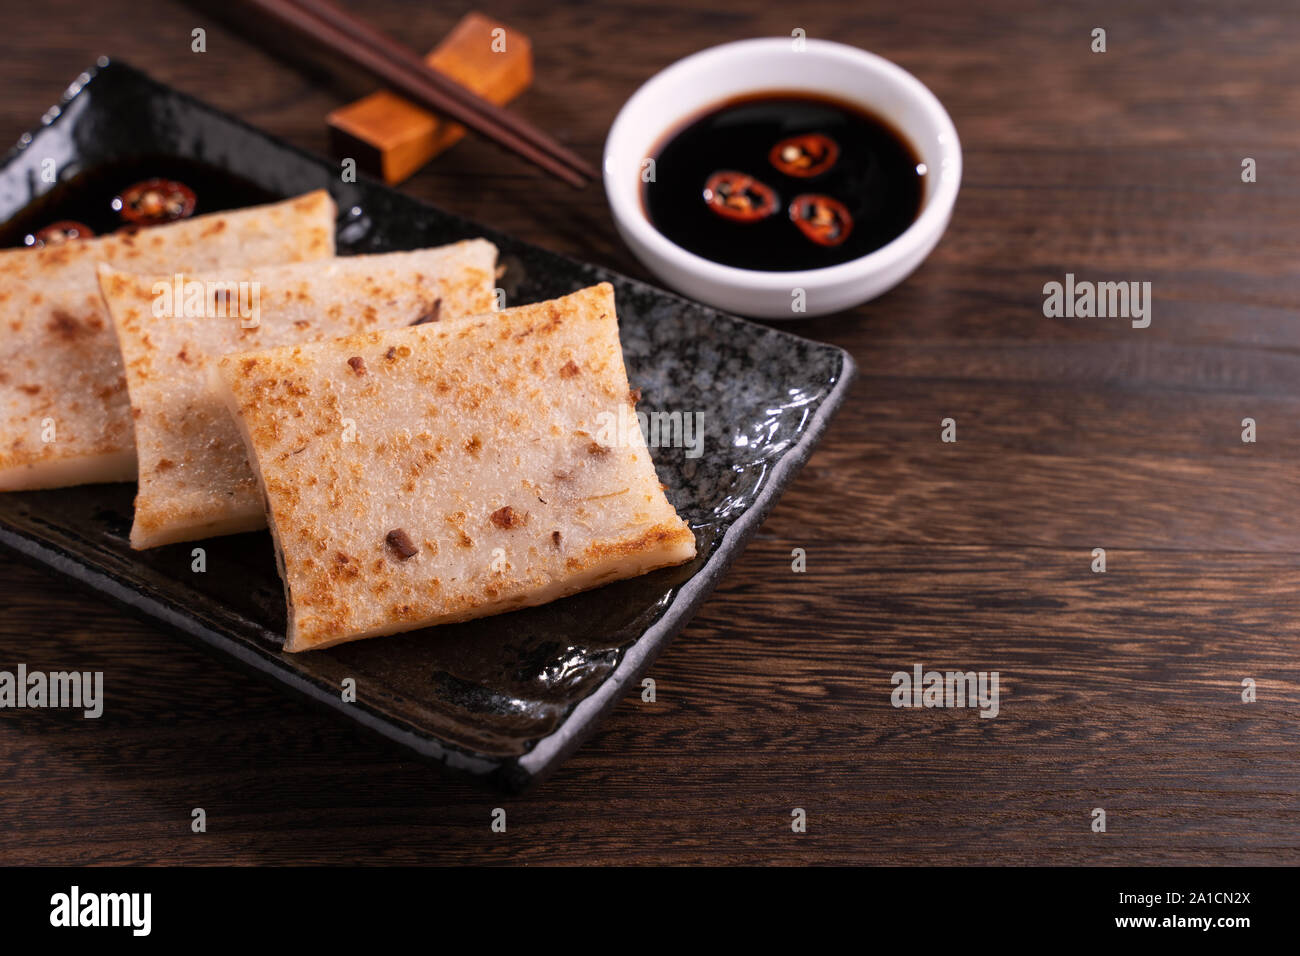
[{"left": 642, "top": 92, "right": 925, "bottom": 272}]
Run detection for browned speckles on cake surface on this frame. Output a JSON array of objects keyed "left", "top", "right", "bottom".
[
  {"left": 97, "top": 239, "right": 497, "bottom": 549},
  {"left": 46, "top": 310, "right": 83, "bottom": 340},
  {"left": 214, "top": 283, "right": 696, "bottom": 652},
  {"left": 0, "top": 189, "right": 337, "bottom": 492},
  {"left": 385, "top": 528, "right": 419, "bottom": 560},
  {"left": 490, "top": 505, "right": 525, "bottom": 529}
]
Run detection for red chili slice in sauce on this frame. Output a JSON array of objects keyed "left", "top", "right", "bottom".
[
  {"left": 113, "top": 178, "right": 197, "bottom": 225},
  {"left": 28, "top": 220, "right": 95, "bottom": 247},
  {"left": 702, "top": 171, "right": 778, "bottom": 223},
  {"left": 789, "top": 194, "right": 853, "bottom": 247},
  {"left": 769, "top": 134, "right": 840, "bottom": 178}
]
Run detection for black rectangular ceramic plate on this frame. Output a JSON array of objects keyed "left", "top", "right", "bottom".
[{"left": 0, "top": 60, "right": 855, "bottom": 790}]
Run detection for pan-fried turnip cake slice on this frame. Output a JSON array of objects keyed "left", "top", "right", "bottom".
[
  {"left": 214, "top": 282, "right": 696, "bottom": 652},
  {"left": 0, "top": 190, "right": 336, "bottom": 491},
  {"left": 98, "top": 240, "right": 497, "bottom": 549}
]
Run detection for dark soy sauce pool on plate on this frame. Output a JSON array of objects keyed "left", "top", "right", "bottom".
[
  {"left": 0, "top": 156, "right": 277, "bottom": 248},
  {"left": 643, "top": 92, "right": 925, "bottom": 272}
]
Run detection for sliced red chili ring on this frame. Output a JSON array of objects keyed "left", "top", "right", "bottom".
[
  {"left": 702, "top": 171, "right": 778, "bottom": 223},
  {"left": 770, "top": 133, "right": 840, "bottom": 178},
  {"left": 789, "top": 194, "right": 853, "bottom": 247},
  {"left": 113, "top": 178, "right": 197, "bottom": 225},
  {"left": 27, "top": 220, "right": 95, "bottom": 247}
]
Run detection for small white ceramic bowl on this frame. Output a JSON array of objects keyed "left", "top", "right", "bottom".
[{"left": 603, "top": 38, "right": 961, "bottom": 319}]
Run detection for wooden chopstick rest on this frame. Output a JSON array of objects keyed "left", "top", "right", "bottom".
[{"left": 327, "top": 12, "right": 534, "bottom": 184}]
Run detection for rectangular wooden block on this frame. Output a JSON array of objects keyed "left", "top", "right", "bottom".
[{"left": 327, "top": 12, "right": 533, "bottom": 184}]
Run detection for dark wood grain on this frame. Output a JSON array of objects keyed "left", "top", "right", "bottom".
[{"left": 2, "top": 0, "right": 1299, "bottom": 865}]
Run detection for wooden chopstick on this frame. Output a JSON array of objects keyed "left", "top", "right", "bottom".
[
  {"left": 247, "top": 0, "right": 593, "bottom": 187},
  {"left": 288, "top": 0, "right": 600, "bottom": 183}
]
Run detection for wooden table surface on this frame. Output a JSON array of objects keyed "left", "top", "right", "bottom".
[{"left": 2, "top": 0, "right": 1298, "bottom": 865}]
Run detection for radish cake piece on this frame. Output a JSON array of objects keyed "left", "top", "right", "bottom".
[
  {"left": 0, "top": 190, "right": 336, "bottom": 491},
  {"left": 214, "top": 282, "right": 696, "bottom": 652},
  {"left": 98, "top": 240, "right": 498, "bottom": 548}
]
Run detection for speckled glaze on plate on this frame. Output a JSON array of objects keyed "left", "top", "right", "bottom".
[{"left": 0, "top": 60, "right": 855, "bottom": 791}]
